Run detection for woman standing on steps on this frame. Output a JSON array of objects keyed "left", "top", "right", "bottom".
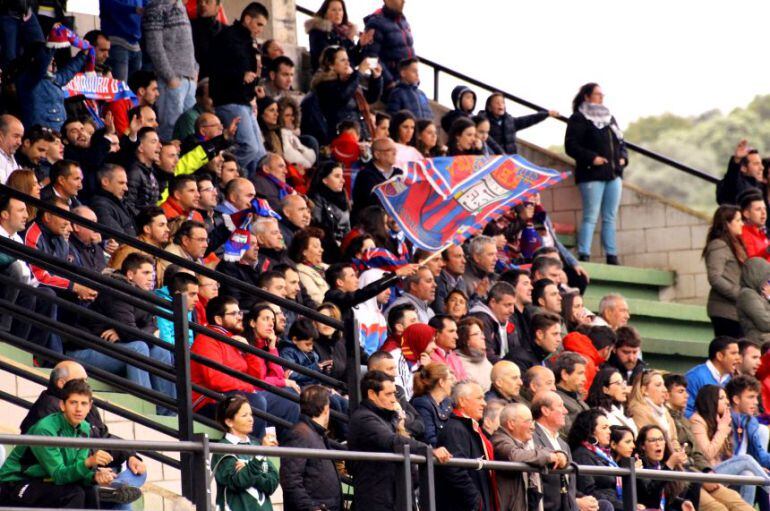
[{"left": 565, "top": 83, "right": 628, "bottom": 265}]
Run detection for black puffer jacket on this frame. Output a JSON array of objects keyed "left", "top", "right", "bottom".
[
  {"left": 280, "top": 415, "right": 342, "bottom": 511},
  {"left": 305, "top": 16, "right": 358, "bottom": 73},
  {"left": 564, "top": 111, "right": 628, "bottom": 184},
  {"left": 90, "top": 189, "right": 137, "bottom": 237},
  {"left": 125, "top": 160, "right": 160, "bottom": 217},
  {"left": 309, "top": 190, "right": 351, "bottom": 249},
  {"left": 571, "top": 445, "right": 623, "bottom": 511},
  {"left": 209, "top": 22, "right": 259, "bottom": 106},
  {"left": 312, "top": 69, "right": 383, "bottom": 142},
  {"left": 440, "top": 85, "right": 476, "bottom": 134},
  {"left": 480, "top": 109, "right": 548, "bottom": 154}
]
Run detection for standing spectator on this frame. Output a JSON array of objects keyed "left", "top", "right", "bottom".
[
  {"left": 411, "top": 362, "right": 454, "bottom": 446},
  {"left": 704, "top": 205, "right": 747, "bottom": 337},
  {"left": 68, "top": 206, "right": 106, "bottom": 274},
  {"left": 351, "top": 137, "right": 400, "bottom": 223},
  {"left": 281, "top": 385, "right": 342, "bottom": 511},
  {"left": 627, "top": 369, "right": 679, "bottom": 445},
  {"left": 441, "top": 86, "right": 476, "bottom": 134},
  {"left": 486, "top": 361, "right": 523, "bottom": 404},
  {"left": 604, "top": 325, "right": 647, "bottom": 385},
  {"left": 387, "top": 266, "right": 437, "bottom": 323},
  {"left": 553, "top": 352, "right": 590, "bottom": 436},
  {"left": 348, "top": 370, "right": 450, "bottom": 511},
  {"left": 717, "top": 139, "right": 765, "bottom": 206},
  {"left": 362, "top": 0, "right": 415, "bottom": 89},
  {"left": 0, "top": 114, "right": 23, "bottom": 183},
  {"left": 737, "top": 257, "right": 770, "bottom": 343},
  {"left": 90, "top": 164, "right": 136, "bottom": 237},
  {"left": 367, "top": 350, "right": 425, "bottom": 437},
  {"left": 436, "top": 380, "right": 496, "bottom": 511},
  {"left": 684, "top": 336, "right": 740, "bottom": 417},
  {"left": 174, "top": 80, "right": 213, "bottom": 141},
  {"left": 109, "top": 71, "right": 160, "bottom": 136},
  {"left": 210, "top": 3, "right": 269, "bottom": 174},
  {"left": 565, "top": 83, "right": 627, "bottom": 265},
  {"left": 469, "top": 282, "right": 516, "bottom": 364},
  {"left": 0, "top": 0, "right": 44, "bottom": 68},
  {"left": 125, "top": 127, "right": 161, "bottom": 216},
  {"left": 263, "top": 56, "right": 298, "bottom": 101},
  {"left": 143, "top": 0, "right": 198, "bottom": 141},
  {"left": 308, "top": 161, "right": 351, "bottom": 258},
  {"left": 325, "top": 263, "right": 405, "bottom": 324},
  {"left": 305, "top": 0, "right": 359, "bottom": 72},
  {"left": 190, "top": 0, "right": 222, "bottom": 81},
  {"left": 586, "top": 366, "right": 636, "bottom": 433},
  {"left": 456, "top": 317, "right": 493, "bottom": 391},
  {"left": 101, "top": 0, "right": 143, "bottom": 81},
  {"left": 386, "top": 58, "right": 432, "bottom": 119},
  {"left": 480, "top": 92, "right": 556, "bottom": 155}
]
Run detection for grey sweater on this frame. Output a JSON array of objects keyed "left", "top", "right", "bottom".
[{"left": 143, "top": 0, "right": 198, "bottom": 83}]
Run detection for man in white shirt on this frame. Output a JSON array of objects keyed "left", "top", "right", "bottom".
[{"left": 0, "top": 115, "right": 23, "bottom": 184}]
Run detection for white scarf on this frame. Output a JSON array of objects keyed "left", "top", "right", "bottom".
[
  {"left": 579, "top": 102, "right": 624, "bottom": 141},
  {"left": 645, "top": 398, "right": 670, "bottom": 433}
]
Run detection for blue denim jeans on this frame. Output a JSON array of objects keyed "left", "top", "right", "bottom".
[
  {"left": 577, "top": 177, "right": 622, "bottom": 256},
  {"left": 68, "top": 341, "right": 152, "bottom": 390},
  {"left": 0, "top": 13, "right": 44, "bottom": 68},
  {"left": 215, "top": 103, "right": 266, "bottom": 177},
  {"left": 107, "top": 45, "right": 142, "bottom": 82},
  {"left": 714, "top": 454, "right": 770, "bottom": 504},
  {"left": 156, "top": 77, "right": 196, "bottom": 141},
  {"left": 101, "top": 467, "right": 148, "bottom": 511},
  {"left": 150, "top": 345, "right": 177, "bottom": 416}
]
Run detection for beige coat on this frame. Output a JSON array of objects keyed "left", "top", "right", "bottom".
[
  {"left": 627, "top": 400, "right": 679, "bottom": 447},
  {"left": 704, "top": 239, "right": 742, "bottom": 321},
  {"left": 297, "top": 262, "right": 329, "bottom": 306},
  {"left": 689, "top": 412, "right": 732, "bottom": 467},
  {"left": 491, "top": 428, "right": 555, "bottom": 511}
]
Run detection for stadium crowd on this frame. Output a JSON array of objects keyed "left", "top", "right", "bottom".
[{"left": 0, "top": 0, "right": 768, "bottom": 510}]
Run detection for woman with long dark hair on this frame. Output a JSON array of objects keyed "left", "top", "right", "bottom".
[
  {"left": 635, "top": 425, "right": 696, "bottom": 511},
  {"left": 609, "top": 425, "right": 639, "bottom": 466},
  {"left": 564, "top": 82, "right": 627, "bottom": 265},
  {"left": 561, "top": 291, "right": 593, "bottom": 332},
  {"left": 586, "top": 366, "right": 636, "bottom": 433},
  {"left": 415, "top": 119, "right": 446, "bottom": 158},
  {"left": 447, "top": 117, "right": 483, "bottom": 156},
  {"left": 305, "top": 0, "right": 360, "bottom": 72},
  {"left": 308, "top": 161, "right": 351, "bottom": 261},
  {"left": 703, "top": 204, "right": 747, "bottom": 337}
]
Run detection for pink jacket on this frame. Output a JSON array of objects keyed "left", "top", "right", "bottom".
[{"left": 430, "top": 347, "right": 468, "bottom": 381}]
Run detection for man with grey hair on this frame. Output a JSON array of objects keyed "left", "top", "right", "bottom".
[
  {"left": 386, "top": 266, "right": 436, "bottom": 323},
  {"left": 253, "top": 215, "right": 288, "bottom": 267},
  {"left": 91, "top": 164, "right": 135, "bottom": 239},
  {"left": 553, "top": 352, "right": 589, "bottom": 437},
  {"left": 469, "top": 281, "right": 517, "bottom": 363},
  {"left": 464, "top": 235, "right": 498, "bottom": 302},
  {"left": 69, "top": 206, "right": 107, "bottom": 273},
  {"left": 481, "top": 398, "right": 505, "bottom": 438},
  {"left": 492, "top": 403, "right": 568, "bottom": 511},
  {"left": 593, "top": 293, "right": 630, "bottom": 330},
  {"left": 253, "top": 152, "right": 291, "bottom": 211},
  {"left": 351, "top": 137, "right": 401, "bottom": 224},
  {"left": 520, "top": 366, "right": 556, "bottom": 408},
  {"left": 0, "top": 114, "right": 23, "bottom": 183},
  {"left": 279, "top": 194, "right": 311, "bottom": 248}
]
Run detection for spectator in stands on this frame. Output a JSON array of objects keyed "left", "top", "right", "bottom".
[
  {"left": 704, "top": 205, "right": 747, "bottom": 337},
  {"left": 7, "top": 168, "right": 41, "bottom": 220},
  {"left": 737, "top": 339, "right": 761, "bottom": 377},
  {"left": 15, "top": 125, "right": 51, "bottom": 182},
  {"left": 306, "top": 0, "right": 360, "bottom": 72},
  {"left": 434, "top": 246, "right": 467, "bottom": 315},
  {"left": 60, "top": 119, "right": 109, "bottom": 199},
  {"left": 351, "top": 137, "right": 401, "bottom": 223},
  {"left": 562, "top": 291, "right": 593, "bottom": 332},
  {"left": 587, "top": 366, "right": 636, "bottom": 433},
  {"left": 464, "top": 235, "right": 497, "bottom": 301},
  {"left": 217, "top": 177, "right": 255, "bottom": 215},
  {"left": 379, "top": 305, "right": 419, "bottom": 395},
  {"left": 389, "top": 109, "right": 416, "bottom": 146},
  {"left": 387, "top": 266, "right": 436, "bottom": 323},
  {"left": 190, "top": 0, "right": 222, "bottom": 81},
  {"left": 91, "top": 163, "right": 135, "bottom": 237},
  {"left": 326, "top": 262, "right": 405, "bottom": 322},
  {"left": 481, "top": 397, "right": 505, "bottom": 438},
  {"left": 0, "top": 0, "right": 43, "bottom": 68},
  {"left": 312, "top": 46, "right": 383, "bottom": 144},
  {"left": 367, "top": 350, "right": 425, "bottom": 437},
  {"left": 737, "top": 257, "right": 770, "bottom": 343},
  {"left": 142, "top": 0, "right": 197, "bottom": 140},
  {"left": 635, "top": 425, "right": 696, "bottom": 511},
  {"left": 472, "top": 115, "right": 503, "bottom": 156},
  {"left": 157, "top": 220, "right": 209, "bottom": 285},
  {"left": 425, "top": 315, "right": 466, "bottom": 379},
  {"left": 663, "top": 373, "right": 711, "bottom": 472},
  {"left": 312, "top": 303, "right": 346, "bottom": 379},
  {"left": 717, "top": 140, "right": 765, "bottom": 206},
  {"left": 415, "top": 119, "right": 446, "bottom": 158},
  {"left": 362, "top": 0, "right": 414, "bottom": 89},
  {"left": 252, "top": 152, "right": 291, "bottom": 212},
  {"left": 441, "top": 86, "right": 476, "bottom": 134},
  {"left": 109, "top": 71, "right": 159, "bottom": 137},
  {"left": 486, "top": 360, "right": 522, "bottom": 404},
  {"left": 509, "top": 312, "right": 562, "bottom": 372},
  {"left": 685, "top": 336, "right": 739, "bottom": 417},
  {"left": 739, "top": 190, "right": 770, "bottom": 261},
  {"left": 563, "top": 325, "right": 614, "bottom": 393},
  {"left": 125, "top": 127, "right": 161, "bottom": 216},
  {"left": 308, "top": 161, "right": 351, "bottom": 258},
  {"left": 174, "top": 81, "right": 213, "bottom": 141},
  {"left": 209, "top": 3, "right": 269, "bottom": 174},
  {"left": 386, "top": 57, "right": 432, "bottom": 119},
  {"left": 101, "top": 0, "right": 143, "bottom": 80},
  {"left": 627, "top": 369, "right": 679, "bottom": 445},
  {"left": 254, "top": 215, "right": 287, "bottom": 268},
  {"left": 279, "top": 194, "right": 311, "bottom": 248},
  {"left": 215, "top": 227, "right": 263, "bottom": 310},
  {"left": 68, "top": 206, "right": 106, "bottom": 272},
  {"left": 604, "top": 325, "right": 646, "bottom": 385},
  {"left": 264, "top": 56, "right": 297, "bottom": 101},
  {"left": 520, "top": 366, "right": 556, "bottom": 408},
  {"left": 289, "top": 227, "right": 328, "bottom": 305},
  {"left": 480, "top": 92, "right": 556, "bottom": 155},
  {"left": 410, "top": 362, "right": 454, "bottom": 446},
  {"left": 156, "top": 269, "right": 198, "bottom": 347},
  {"left": 501, "top": 269, "right": 533, "bottom": 346},
  {"left": 277, "top": 103, "right": 317, "bottom": 173},
  {"left": 447, "top": 117, "right": 482, "bottom": 156},
  {"left": 532, "top": 278, "right": 563, "bottom": 319},
  {"left": 565, "top": 83, "right": 627, "bottom": 265},
  {"left": 726, "top": 375, "right": 770, "bottom": 485},
  {"left": 281, "top": 385, "right": 342, "bottom": 511},
  {"left": 110, "top": 206, "right": 169, "bottom": 272},
  {"left": 553, "top": 352, "right": 589, "bottom": 436},
  {"left": 435, "top": 380, "right": 495, "bottom": 511},
  {"left": 212, "top": 394, "right": 280, "bottom": 511},
  {"left": 593, "top": 293, "right": 630, "bottom": 330},
  {"left": 455, "top": 317, "right": 492, "bottom": 391},
  {"left": 161, "top": 175, "right": 203, "bottom": 223},
  {"left": 40, "top": 158, "right": 82, "bottom": 207}
]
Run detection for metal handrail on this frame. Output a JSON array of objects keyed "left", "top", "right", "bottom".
[{"left": 294, "top": 4, "right": 720, "bottom": 184}]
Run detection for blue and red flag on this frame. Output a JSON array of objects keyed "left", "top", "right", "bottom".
[
  {"left": 374, "top": 155, "right": 568, "bottom": 252},
  {"left": 351, "top": 247, "right": 409, "bottom": 272}
]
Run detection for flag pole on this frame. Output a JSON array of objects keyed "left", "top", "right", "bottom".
[{"left": 418, "top": 245, "right": 450, "bottom": 266}]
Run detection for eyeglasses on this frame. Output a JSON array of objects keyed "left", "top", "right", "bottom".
[
  {"left": 223, "top": 310, "right": 244, "bottom": 318},
  {"left": 645, "top": 436, "right": 665, "bottom": 444},
  {"left": 608, "top": 380, "right": 627, "bottom": 387}
]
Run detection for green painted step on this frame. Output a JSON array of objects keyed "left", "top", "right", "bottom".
[{"left": 580, "top": 262, "right": 675, "bottom": 287}]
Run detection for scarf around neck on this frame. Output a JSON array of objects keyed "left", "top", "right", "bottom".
[{"left": 579, "top": 102, "right": 624, "bottom": 141}]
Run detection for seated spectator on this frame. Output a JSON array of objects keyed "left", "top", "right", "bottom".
[
  {"left": 739, "top": 190, "right": 770, "bottom": 261},
  {"left": 156, "top": 220, "right": 210, "bottom": 286},
  {"left": 380, "top": 304, "right": 420, "bottom": 395},
  {"left": 351, "top": 137, "right": 401, "bottom": 224},
  {"left": 664, "top": 374, "right": 711, "bottom": 472},
  {"left": 387, "top": 266, "right": 436, "bottom": 323},
  {"left": 415, "top": 119, "right": 446, "bottom": 158},
  {"left": 480, "top": 92, "right": 556, "bottom": 155},
  {"left": 349, "top": 370, "right": 448, "bottom": 510},
  {"left": 568, "top": 409, "right": 623, "bottom": 511},
  {"left": 7, "top": 168, "right": 41, "bottom": 219},
  {"left": 173, "top": 80, "right": 212, "bottom": 141},
  {"left": 553, "top": 352, "right": 589, "bottom": 436},
  {"left": 277, "top": 100, "right": 317, "bottom": 172},
  {"left": 520, "top": 365, "right": 557, "bottom": 408},
  {"left": 445, "top": 289, "right": 469, "bottom": 323},
  {"left": 215, "top": 233, "right": 262, "bottom": 311},
  {"left": 313, "top": 303, "right": 349, "bottom": 381},
  {"left": 726, "top": 375, "right": 770, "bottom": 494},
  {"left": 441, "top": 86, "right": 476, "bottom": 134},
  {"left": 509, "top": 312, "right": 562, "bottom": 372},
  {"left": 737, "top": 339, "right": 762, "bottom": 377},
  {"left": 386, "top": 58, "right": 432, "bottom": 119},
  {"left": 627, "top": 369, "right": 679, "bottom": 445},
  {"left": 252, "top": 152, "right": 293, "bottom": 212},
  {"left": 481, "top": 398, "right": 505, "bottom": 438},
  {"left": 493, "top": 402, "right": 568, "bottom": 511},
  {"left": 156, "top": 270, "right": 198, "bottom": 348},
  {"left": 125, "top": 127, "right": 161, "bottom": 216},
  {"left": 593, "top": 293, "right": 631, "bottom": 330},
  {"left": 604, "top": 325, "right": 647, "bottom": 385},
  {"left": 737, "top": 257, "right": 770, "bottom": 343},
  {"left": 328, "top": 264, "right": 402, "bottom": 331},
  {"left": 447, "top": 117, "right": 483, "bottom": 156},
  {"left": 0, "top": 115, "right": 23, "bottom": 184},
  {"left": 90, "top": 163, "right": 136, "bottom": 237},
  {"left": 254, "top": 215, "right": 288, "bottom": 268},
  {"left": 280, "top": 385, "right": 342, "bottom": 511},
  {"left": 468, "top": 281, "right": 521, "bottom": 364},
  {"left": 68, "top": 206, "right": 106, "bottom": 273},
  {"left": 532, "top": 278, "right": 563, "bottom": 320},
  {"left": 160, "top": 175, "right": 203, "bottom": 223},
  {"left": 562, "top": 291, "right": 594, "bottom": 332},
  {"left": 704, "top": 204, "right": 747, "bottom": 337},
  {"left": 685, "top": 336, "right": 739, "bottom": 417},
  {"left": 212, "top": 395, "right": 279, "bottom": 510},
  {"left": 216, "top": 177, "right": 255, "bottom": 215},
  {"left": 0, "top": 379, "right": 142, "bottom": 508},
  {"left": 305, "top": 0, "right": 359, "bottom": 72},
  {"left": 279, "top": 194, "right": 311, "bottom": 248},
  {"left": 562, "top": 325, "right": 615, "bottom": 393},
  {"left": 635, "top": 425, "right": 698, "bottom": 511},
  {"left": 388, "top": 108, "right": 419, "bottom": 145},
  {"left": 464, "top": 235, "right": 498, "bottom": 301},
  {"left": 609, "top": 425, "right": 638, "bottom": 466},
  {"left": 308, "top": 161, "right": 351, "bottom": 259},
  {"left": 311, "top": 46, "right": 382, "bottom": 142},
  {"left": 190, "top": 0, "right": 222, "bottom": 81},
  {"left": 289, "top": 227, "right": 329, "bottom": 306},
  {"left": 15, "top": 125, "right": 54, "bottom": 182},
  {"left": 486, "top": 360, "right": 522, "bottom": 404},
  {"left": 411, "top": 362, "right": 454, "bottom": 446},
  {"left": 109, "top": 206, "right": 170, "bottom": 273},
  {"left": 472, "top": 115, "right": 503, "bottom": 156},
  {"left": 40, "top": 158, "right": 82, "bottom": 207},
  {"left": 587, "top": 366, "right": 636, "bottom": 433},
  {"left": 109, "top": 70, "right": 158, "bottom": 134},
  {"left": 367, "top": 350, "right": 425, "bottom": 438},
  {"left": 257, "top": 96, "right": 287, "bottom": 159},
  {"left": 500, "top": 269, "right": 534, "bottom": 346},
  {"left": 717, "top": 140, "right": 765, "bottom": 206},
  {"left": 435, "top": 380, "right": 495, "bottom": 511},
  {"left": 261, "top": 39, "right": 283, "bottom": 79},
  {"left": 263, "top": 55, "right": 298, "bottom": 101},
  {"left": 427, "top": 314, "right": 466, "bottom": 380},
  {"left": 60, "top": 118, "right": 110, "bottom": 200},
  {"left": 690, "top": 384, "right": 770, "bottom": 504}
]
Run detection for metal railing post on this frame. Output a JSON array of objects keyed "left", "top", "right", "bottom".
[
  {"left": 433, "top": 67, "right": 439, "bottom": 102},
  {"left": 621, "top": 456, "right": 638, "bottom": 511},
  {"left": 173, "top": 293, "right": 195, "bottom": 501},
  {"left": 193, "top": 433, "right": 212, "bottom": 511},
  {"left": 347, "top": 317, "right": 362, "bottom": 411},
  {"left": 422, "top": 445, "right": 436, "bottom": 511},
  {"left": 402, "top": 443, "right": 413, "bottom": 511}
]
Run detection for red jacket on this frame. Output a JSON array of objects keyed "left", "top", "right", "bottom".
[
  {"left": 756, "top": 351, "right": 770, "bottom": 419},
  {"left": 562, "top": 332, "right": 606, "bottom": 395},
  {"left": 742, "top": 224, "right": 770, "bottom": 261},
  {"left": 161, "top": 196, "right": 205, "bottom": 224}
]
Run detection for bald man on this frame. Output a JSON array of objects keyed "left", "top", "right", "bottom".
[
  {"left": 217, "top": 177, "right": 256, "bottom": 214},
  {"left": 0, "top": 114, "right": 23, "bottom": 183},
  {"left": 279, "top": 194, "right": 311, "bottom": 247},
  {"left": 351, "top": 137, "right": 401, "bottom": 223},
  {"left": 20, "top": 360, "right": 148, "bottom": 504},
  {"left": 520, "top": 366, "right": 556, "bottom": 408},
  {"left": 485, "top": 360, "right": 523, "bottom": 404}
]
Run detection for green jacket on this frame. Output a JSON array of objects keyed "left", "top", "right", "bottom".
[
  {"left": 212, "top": 435, "right": 279, "bottom": 511},
  {"left": 0, "top": 412, "right": 93, "bottom": 485}
]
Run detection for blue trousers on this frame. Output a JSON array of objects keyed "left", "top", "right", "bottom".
[{"left": 577, "top": 177, "right": 622, "bottom": 257}]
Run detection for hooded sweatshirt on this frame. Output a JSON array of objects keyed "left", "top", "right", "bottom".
[
  {"left": 353, "top": 269, "right": 390, "bottom": 355},
  {"left": 440, "top": 85, "right": 477, "bottom": 134},
  {"left": 562, "top": 332, "right": 606, "bottom": 394},
  {"left": 737, "top": 257, "right": 770, "bottom": 343}
]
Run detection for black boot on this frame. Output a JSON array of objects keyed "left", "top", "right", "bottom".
[
  {"left": 578, "top": 253, "right": 590, "bottom": 262},
  {"left": 606, "top": 255, "right": 619, "bottom": 265}
]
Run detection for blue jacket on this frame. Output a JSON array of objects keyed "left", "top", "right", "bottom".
[
  {"left": 17, "top": 47, "right": 88, "bottom": 131},
  {"left": 278, "top": 341, "right": 322, "bottom": 387},
  {"left": 99, "top": 0, "right": 144, "bottom": 44},
  {"left": 731, "top": 410, "right": 770, "bottom": 469},
  {"left": 410, "top": 394, "right": 452, "bottom": 447},
  {"left": 685, "top": 362, "right": 730, "bottom": 418},
  {"left": 363, "top": 5, "right": 414, "bottom": 86},
  {"left": 386, "top": 81, "right": 432, "bottom": 120},
  {"left": 155, "top": 286, "right": 193, "bottom": 346}
]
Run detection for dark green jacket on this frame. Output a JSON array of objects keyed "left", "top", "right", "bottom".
[
  {"left": 0, "top": 412, "right": 93, "bottom": 485},
  {"left": 212, "top": 435, "right": 279, "bottom": 511}
]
